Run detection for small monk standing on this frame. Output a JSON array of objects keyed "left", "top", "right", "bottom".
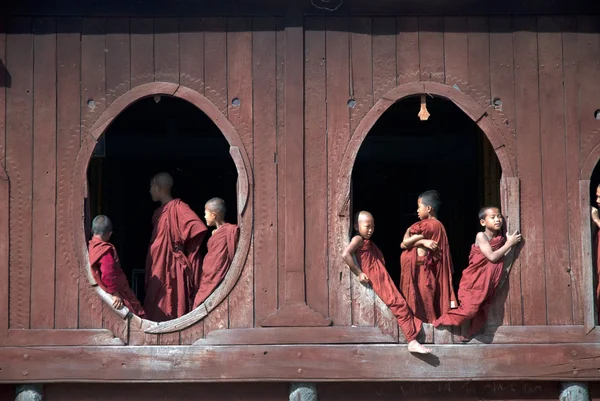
[
  {"left": 591, "top": 184, "right": 600, "bottom": 322},
  {"left": 193, "top": 198, "right": 240, "bottom": 308},
  {"left": 88, "top": 215, "right": 145, "bottom": 318},
  {"left": 400, "top": 190, "right": 457, "bottom": 323},
  {"left": 144, "top": 172, "right": 208, "bottom": 322},
  {"left": 433, "top": 206, "right": 522, "bottom": 336},
  {"left": 342, "top": 211, "right": 431, "bottom": 354}
]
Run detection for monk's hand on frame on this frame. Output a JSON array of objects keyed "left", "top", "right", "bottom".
[
  {"left": 507, "top": 230, "right": 522, "bottom": 246},
  {"left": 357, "top": 272, "right": 370, "bottom": 285},
  {"left": 421, "top": 239, "right": 438, "bottom": 251},
  {"left": 112, "top": 293, "right": 124, "bottom": 309}
]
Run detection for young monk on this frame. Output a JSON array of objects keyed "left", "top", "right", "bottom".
[
  {"left": 400, "top": 190, "right": 457, "bottom": 323},
  {"left": 591, "top": 184, "right": 600, "bottom": 321},
  {"left": 144, "top": 172, "right": 208, "bottom": 322},
  {"left": 342, "top": 211, "right": 431, "bottom": 354},
  {"left": 88, "top": 215, "right": 146, "bottom": 318},
  {"left": 433, "top": 206, "right": 522, "bottom": 336},
  {"left": 193, "top": 198, "right": 240, "bottom": 308}
]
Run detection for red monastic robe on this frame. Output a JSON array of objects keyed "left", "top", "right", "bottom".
[
  {"left": 144, "top": 199, "right": 208, "bottom": 322},
  {"left": 88, "top": 236, "right": 146, "bottom": 318},
  {"left": 433, "top": 235, "right": 505, "bottom": 336},
  {"left": 595, "top": 231, "right": 600, "bottom": 322},
  {"left": 193, "top": 223, "right": 240, "bottom": 308},
  {"left": 400, "top": 218, "right": 457, "bottom": 323},
  {"left": 356, "top": 239, "right": 422, "bottom": 342}
]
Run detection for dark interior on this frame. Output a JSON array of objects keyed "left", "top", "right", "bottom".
[
  {"left": 351, "top": 96, "right": 501, "bottom": 290},
  {"left": 87, "top": 96, "right": 238, "bottom": 303}
]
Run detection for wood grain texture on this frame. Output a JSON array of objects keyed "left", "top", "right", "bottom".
[
  {"left": 1, "top": 343, "right": 600, "bottom": 381},
  {"left": 538, "top": 16, "right": 572, "bottom": 325},
  {"left": 153, "top": 18, "right": 179, "bottom": 84},
  {"left": 396, "top": 17, "right": 419, "bottom": 84},
  {"left": 467, "top": 17, "right": 491, "bottom": 107},
  {"left": 55, "top": 17, "right": 81, "bottom": 329},
  {"left": 6, "top": 329, "right": 123, "bottom": 346},
  {"left": 513, "top": 16, "right": 546, "bottom": 326},
  {"left": 179, "top": 18, "right": 205, "bottom": 94},
  {"left": 6, "top": 17, "right": 33, "bottom": 330},
  {"left": 443, "top": 17, "right": 468, "bottom": 87},
  {"left": 372, "top": 18, "right": 396, "bottom": 102},
  {"left": 226, "top": 18, "right": 253, "bottom": 329},
  {"left": 105, "top": 18, "right": 130, "bottom": 106},
  {"left": 276, "top": 17, "right": 286, "bottom": 311},
  {"left": 418, "top": 17, "right": 444, "bottom": 83},
  {"left": 30, "top": 17, "right": 57, "bottom": 330},
  {"left": 0, "top": 17, "right": 7, "bottom": 339},
  {"left": 130, "top": 18, "right": 154, "bottom": 88}
]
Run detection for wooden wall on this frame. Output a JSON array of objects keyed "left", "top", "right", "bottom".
[{"left": 0, "top": 15, "right": 599, "bottom": 347}]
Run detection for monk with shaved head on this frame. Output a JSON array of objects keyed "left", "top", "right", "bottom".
[
  {"left": 193, "top": 197, "right": 239, "bottom": 308},
  {"left": 144, "top": 172, "right": 208, "bottom": 321},
  {"left": 342, "top": 211, "right": 431, "bottom": 354}
]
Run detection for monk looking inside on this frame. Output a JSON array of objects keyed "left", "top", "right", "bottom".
[
  {"left": 88, "top": 215, "right": 145, "bottom": 318},
  {"left": 400, "top": 190, "right": 457, "bottom": 323},
  {"left": 144, "top": 172, "right": 208, "bottom": 321},
  {"left": 193, "top": 197, "right": 240, "bottom": 308},
  {"left": 433, "top": 207, "right": 522, "bottom": 336},
  {"left": 342, "top": 211, "right": 431, "bottom": 354}
]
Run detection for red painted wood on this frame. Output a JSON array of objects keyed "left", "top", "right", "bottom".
[
  {"left": 203, "top": 18, "right": 229, "bottom": 335},
  {"left": 562, "top": 16, "right": 583, "bottom": 324},
  {"left": 513, "top": 16, "right": 546, "bottom": 326},
  {"left": 6, "top": 17, "right": 33, "bottom": 330},
  {"left": 55, "top": 17, "right": 81, "bottom": 329},
  {"left": 326, "top": 18, "right": 352, "bottom": 326},
  {"left": 467, "top": 17, "right": 490, "bottom": 107},
  {"left": 372, "top": 18, "right": 396, "bottom": 102},
  {"left": 538, "top": 16, "right": 572, "bottom": 325},
  {"left": 179, "top": 18, "right": 205, "bottom": 95},
  {"left": 79, "top": 17, "right": 105, "bottom": 330},
  {"left": 154, "top": 18, "right": 179, "bottom": 84},
  {"left": 226, "top": 18, "right": 253, "bottom": 329},
  {"left": 276, "top": 18, "right": 286, "bottom": 310},
  {"left": 158, "top": 332, "right": 180, "bottom": 345},
  {"left": 305, "top": 17, "right": 329, "bottom": 319},
  {"left": 30, "top": 17, "right": 57, "bottom": 330},
  {"left": 418, "top": 17, "right": 444, "bottom": 83},
  {"left": 0, "top": 17, "right": 7, "bottom": 340},
  {"left": 130, "top": 18, "right": 154, "bottom": 87},
  {"left": 396, "top": 17, "right": 419, "bottom": 84},
  {"left": 105, "top": 18, "right": 130, "bottom": 106},
  {"left": 444, "top": 17, "right": 468, "bottom": 87},
  {"left": 253, "top": 18, "right": 278, "bottom": 323}
]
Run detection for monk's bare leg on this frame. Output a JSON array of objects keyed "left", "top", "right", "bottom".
[{"left": 407, "top": 339, "right": 432, "bottom": 354}]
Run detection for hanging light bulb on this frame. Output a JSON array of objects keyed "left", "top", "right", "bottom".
[{"left": 418, "top": 94, "right": 430, "bottom": 121}]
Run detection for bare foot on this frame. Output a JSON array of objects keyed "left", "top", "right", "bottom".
[{"left": 407, "top": 339, "right": 432, "bottom": 354}]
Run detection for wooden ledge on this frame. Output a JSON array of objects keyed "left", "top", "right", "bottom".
[{"left": 0, "top": 343, "right": 599, "bottom": 382}]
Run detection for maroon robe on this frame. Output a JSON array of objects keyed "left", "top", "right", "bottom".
[
  {"left": 356, "top": 239, "right": 422, "bottom": 342},
  {"left": 595, "top": 231, "right": 600, "bottom": 323},
  {"left": 144, "top": 199, "right": 208, "bottom": 321},
  {"left": 400, "top": 218, "right": 457, "bottom": 323},
  {"left": 193, "top": 223, "right": 240, "bottom": 308},
  {"left": 433, "top": 235, "right": 505, "bottom": 336},
  {"left": 88, "top": 236, "right": 145, "bottom": 318}
]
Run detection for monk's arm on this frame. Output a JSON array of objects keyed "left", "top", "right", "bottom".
[
  {"left": 476, "top": 232, "right": 516, "bottom": 263},
  {"left": 400, "top": 228, "right": 424, "bottom": 249},
  {"left": 342, "top": 236, "right": 364, "bottom": 276},
  {"left": 592, "top": 207, "right": 600, "bottom": 229}
]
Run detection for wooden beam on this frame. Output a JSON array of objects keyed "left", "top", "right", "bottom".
[
  {"left": 5, "top": 329, "right": 124, "bottom": 346},
  {"left": 1, "top": 343, "right": 600, "bottom": 382}
]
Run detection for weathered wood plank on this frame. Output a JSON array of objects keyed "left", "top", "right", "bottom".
[
  {"left": 513, "top": 16, "right": 546, "bottom": 326},
  {"left": 372, "top": 18, "right": 396, "bottom": 102},
  {"left": 326, "top": 18, "right": 352, "bottom": 326},
  {"left": 55, "top": 17, "right": 81, "bottom": 329},
  {"left": 467, "top": 17, "right": 490, "bottom": 107},
  {"left": 179, "top": 17, "right": 205, "bottom": 94},
  {"left": 0, "top": 17, "right": 7, "bottom": 340},
  {"left": 444, "top": 16, "right": 468, "bottom": 87},
  {"left": 30, "top": 17, "right": 57, "bottom": 330},
  {"left": 105, "top": 18, "right": 130, "bottom": 106},
  {"left": 396, "top": 17, "right": 419, "bottom": 84},
  {"left": 562, "top": 17, "right": 583, "bottom": 325},
  {"left": 418, "top": 17, "right": 444, "bottom": 83},
  {"left": 154, "top": 18, "right": 179, "bottom": 84},
  {"left": 253, "top": 18, "right": 278, "bottom": 323},
  {"left": 276, "top": 17, "right": 286, "bottom": 311},
  {"left": 226, "top": 18, "right": 253, "bottom": 329},
  {"left": 79, "top": 17, "right": 105, "bottom": 330},
  {"left": 158, "top": 332, "right": 180, "bottom": 345},
  {"left": 580, "top": 181, "right": 597, "bottom": 332},
  {"left": 1, "top": 343, "right": 600, "bottom": 381},
  {"left": 6, "top": 329, "right": 123, "bottom": 346},
  {"left": 538, "top": 16, "right": 572, "bottom": 325},
  {"left": 130, "top": 18, "right": 154, "bottom": 88},
  {"left": 470, "top": 325, "right": 600, "bottom": 344},
  {"left": 6, "top": 17, "right": 33, "bottom": 330}
]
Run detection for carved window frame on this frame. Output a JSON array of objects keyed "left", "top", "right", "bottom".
[{"left": 70, "top": 82, "right": 253, "bottom": 335}]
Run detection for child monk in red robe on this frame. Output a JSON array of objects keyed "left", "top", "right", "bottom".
[
  {"left": 193, "top": 198, "right": 240, "bottom": 308},
  {"left": 144, "top": 172, "right": 208, "bottom": 322},
  {"left": 591, "top": 184, "right": 600, "bottom": 322},
  {"left": 88, "top": 215, "right": 145, "bottom": 317},
  {"left": 400, "top": 190, "right": 457, "bottom": 323},
  {"left": 342, "top": 211, "right": 431, "bottom": 354},
  {"left": 433, "top": 206, "right": 522, "bottom": 336}
]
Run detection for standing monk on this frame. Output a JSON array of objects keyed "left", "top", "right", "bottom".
[
  {"left": 433, "top": 207, "right": 522, "bottom": 336},
  {"left": 88, "top": 215, "right": 145, "bottom": 318},
  {"left": 342, "top": 211, "right": 431, "bottom": 354},
  {"left": 400, "top": 190, "right": 457, "bottom": 323},
  {"left": 591, "top": 184, "right": 600, "bottom": 322},
  {"left": 144, "top": 172, "right": 208, "bottom": 321},
  {"left": 193, "top": 198, "right": 240, "bottom": 308}
]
